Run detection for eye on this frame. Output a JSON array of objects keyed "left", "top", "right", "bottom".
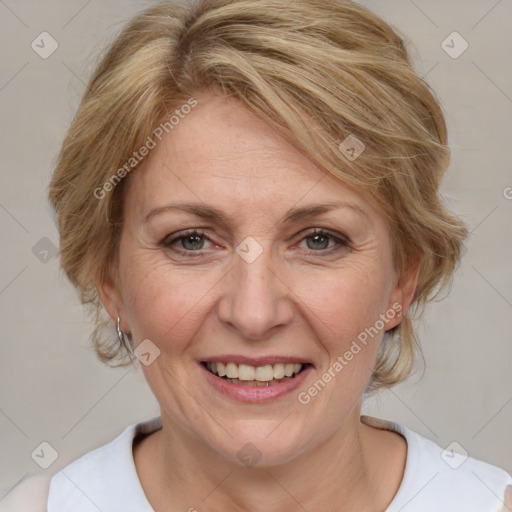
[
  {"left": 298, "top": 229, "right": 349, "bottom": 253},
  {"left": 163, "top": 229, "right": 214, "bottom": 254},
  {"left": 162, "top": 228, "right": 349, "bottom": 257}
]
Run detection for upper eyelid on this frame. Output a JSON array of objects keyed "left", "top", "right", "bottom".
[{"left": 164, "top": 228, "right": 349, "bottom": 250}]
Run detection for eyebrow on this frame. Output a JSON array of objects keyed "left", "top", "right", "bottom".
[{"left": 144, "top": 201, "right": 369, "bottom": 225}]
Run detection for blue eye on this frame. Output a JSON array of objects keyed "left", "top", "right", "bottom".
[
  {"left": 163, "top": 228, "right": 349, "bottom": 257},
  {"left": 300, "top": 229, "right": 349, "bottom": 252},
  {"left": 164, "top": 230, "right": 210, "bottom": 252}
]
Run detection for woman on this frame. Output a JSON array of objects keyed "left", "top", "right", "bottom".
[{"left": 5, "top": 0, "right": 511, "bottom": 510}]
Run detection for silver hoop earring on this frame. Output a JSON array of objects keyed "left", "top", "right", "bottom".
[{"left": 117, "top": 316, "right": 133, "bottom": 354}]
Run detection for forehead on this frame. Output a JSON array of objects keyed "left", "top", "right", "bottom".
[{"left": 124, "top": 95, "right": 381, "bottom": 224}]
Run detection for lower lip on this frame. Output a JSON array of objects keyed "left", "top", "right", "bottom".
[{"left": 200, "top": 363, "right": 313, "bottom": 403}]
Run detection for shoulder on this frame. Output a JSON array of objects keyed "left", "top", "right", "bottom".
[
  {"left": 46, "top": 416, "right": 161, "bottom": 512},
  {"left": 361, "top": 416, "right": 512, "bottom": 512},
  {"left": 0, "top": 474, "right": 51, "bottom": 512}
]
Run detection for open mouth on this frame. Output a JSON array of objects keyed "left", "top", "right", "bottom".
[{"left": 202, "top": 361, "right": 311, "bottom": 386}]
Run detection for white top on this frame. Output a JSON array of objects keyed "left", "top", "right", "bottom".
[{"left": 2, "top": 415, "right": 511, "bottom": 512}]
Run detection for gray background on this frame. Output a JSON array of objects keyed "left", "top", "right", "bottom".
[{"left": 1, "top": 0, "right": 511, "bottom": 499}]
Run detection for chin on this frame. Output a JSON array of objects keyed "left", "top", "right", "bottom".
[{"left": 205, "top": 419, "right": 313, "bottom": 468}]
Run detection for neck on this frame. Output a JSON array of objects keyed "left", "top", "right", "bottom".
[{"left": 134, "top": 405, "right": 403, "bottom": 511}]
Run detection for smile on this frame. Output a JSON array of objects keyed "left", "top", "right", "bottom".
[{"left": 203, "top": 361, "right": 305, "bottom": 386}]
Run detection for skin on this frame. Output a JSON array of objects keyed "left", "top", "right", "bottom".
[{"left": 99, "top": 94, "right": 419, "bottom": 511}]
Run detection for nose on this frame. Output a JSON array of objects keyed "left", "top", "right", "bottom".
[{"left": 216, "top": 244, "right": 294, "bottom": 340}]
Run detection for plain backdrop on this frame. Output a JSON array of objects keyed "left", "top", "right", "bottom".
[{"left": 1, "top": 0, "right": 511, "bottom": 500}]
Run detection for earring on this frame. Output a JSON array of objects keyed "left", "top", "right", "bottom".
[{"left": 117, "top": 316, "right": 133, "bottom": 354}]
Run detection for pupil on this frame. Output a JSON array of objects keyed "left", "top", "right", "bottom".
[
  {"left": 308, "top": 234, "right": 328, "bottom": 250},
  {"left": 183, "top": 235, "right": 203, "bottom": 250}
]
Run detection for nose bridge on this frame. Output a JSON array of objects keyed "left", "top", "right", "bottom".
[
  {"left": 217, "top": 237, "right": 292, "bottom": 339},
  {"left": 236, "top": 240, "right": 274, "bottom": 299}
]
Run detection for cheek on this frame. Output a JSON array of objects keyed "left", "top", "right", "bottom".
[
  {"left": 118, "top": 251, "right": 223, "bottom": 348},
  {"left": 299, "top": 261, "right": 392, "bottom": 344},
  {"left": 292, "top": 260, "right": 393, "bottom": 406}
]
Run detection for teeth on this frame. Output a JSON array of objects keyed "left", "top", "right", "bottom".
[
  {"left": 224, "top": 377, "right": 293, "bottom": 386},
  {"left": 205, "top": 361, "right": 304, "bottom": 381},
  {"left": 238, "top": 364, "right": 255, "bottom": 381},
  {"left": 273, "top": 363, "right": 285, "bottom": 379},
  {"left": 216, "top": 362, "right": 226, "bottom": 377},
  {"left": 254, "top": 365, "right": 273, "bottom": 381},
  {"left": 225, "top": 362, "right": 238, "bottom": 379}
]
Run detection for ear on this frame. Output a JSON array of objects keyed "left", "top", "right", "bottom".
[
  {"left": 384, "top": 258, "right": 420, "bottom": 330},
  {"left": 96, "top": 272, "right": 127, "bottom": 332}
]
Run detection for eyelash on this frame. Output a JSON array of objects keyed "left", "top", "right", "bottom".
[{"left": 163, "top": 228, "right": 349, "bottom": 257}]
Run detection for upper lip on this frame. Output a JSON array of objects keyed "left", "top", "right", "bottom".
[{"left": 201, "top": 355, "right": 313, "bottom": 367}]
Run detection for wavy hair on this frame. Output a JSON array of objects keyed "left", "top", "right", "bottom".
[{"left": 48, "top": 0, "right": 468, "bottom": 391}]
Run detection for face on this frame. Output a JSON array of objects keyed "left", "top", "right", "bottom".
[{"left": 101, "top": 94, "right": 414, "bottom": 467}]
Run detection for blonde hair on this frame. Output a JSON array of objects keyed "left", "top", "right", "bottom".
[{"left": 48, "top": 0, "right": 468, "bottom": 391}]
